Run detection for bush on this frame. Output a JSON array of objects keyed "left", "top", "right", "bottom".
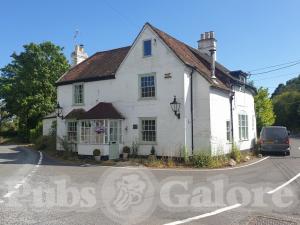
[
  {"left": 183, "top": 145, "right": 189, "bottom": 164},
  {"left": 230, "top": 144, "right": 241, "bottom": 163},
  {"left": 34, "top": 135, "right": 56, "bottom": 151},
  {"left": 93, "top": 149, "right": 101, "bottom": 156},
  {"left": 150, "top": 146, "right": 156, "bottom": 155},
  {"left": 192, "top": 151, "right": 213, "bottom": 168},
  {"left": 29, "top": 122, "right": 43, "bottom": 143},
  {"left": 123, "top": 146, "right": 130, "bottom": 154}
]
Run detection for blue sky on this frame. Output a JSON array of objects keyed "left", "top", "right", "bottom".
[{"left": 1, "top": 0, "right": 300, "bottom": 94}]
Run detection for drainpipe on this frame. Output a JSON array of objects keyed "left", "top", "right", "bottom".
[
  {"left": 190, "top": 67, "right": 195, "bottom": 154},
  {"left": 229, "top": 89, "right": 235, "bottom": 147}
]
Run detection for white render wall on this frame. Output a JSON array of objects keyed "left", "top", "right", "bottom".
[
  {"left": 209, "top": 88, "right": 232, "bottom": 154},
  {"left": 57, "top": 26, "right": 189, "bottom": 156},
  {"left": 42, "top": 118, "right": 56, "bottom": 136},
  {"left": 232, "top": 86, "right": 257, "bottom": 150}
]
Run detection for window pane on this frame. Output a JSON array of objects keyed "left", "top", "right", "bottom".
[
  {"left": 140, "top": 75, "right": 155, "bottom": 98},
  {"left": 74, "top": 84, "right": 83, "bottom": 104},
  {"left": 141, "top": 119, "right": 156, "bottom": 142},
  {"left": 143, "top": 40, "right": 151, "bottom": 56}
]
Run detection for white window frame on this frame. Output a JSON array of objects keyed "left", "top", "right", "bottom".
[
  {"left": 80, "top": 120, "right": 91, "bottom": 143},
  {"left": 139, "top": 117, "right": 157, "bottom": 144},
  {"left": 143, "top": 39, "right": 152, "bottom": 57},
  {"left": 79, "top": 119, "right": 122, "bottom": 145},
  {"left": 238, "top": 113, "right": 249, "bottom": 141},
  {"left": 139, "top": 73, "right": 156, "bottom": 100},
  {"left": 73, "top": 83, "right": 84, "bottom": 105},
  {"left": 67, "top": 121, "right": 77, "bottom": 143}
]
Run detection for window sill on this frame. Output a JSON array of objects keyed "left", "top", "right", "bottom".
[
  {"left": 143, "top": 55, "right": 152, "bottom": 58},
  {"left": 139, "top": 142, "right": 157, "bottom": 146},
  {"left": 72, "top": 103, "right": 84, "bottom": 106},
  {"left": 138, "top": 97, "right": 157, "bottom": 101},
  {"left": 239, "top": 139, "right": 249, "bottom": 142}
]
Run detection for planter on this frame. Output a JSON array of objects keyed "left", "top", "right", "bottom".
[
  {"left": 94, "top": 155, "right": 101, "bottom": 161},
  {"left": 123, "top": 152, "right": 129, "bottom": 160}
]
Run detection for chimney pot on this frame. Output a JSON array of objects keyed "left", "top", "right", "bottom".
[
  {"left": 71, "top": 44, "right": 88, "bottom": 66},
  {"left": 201, "top": 33, "right": 205, "bottom": 40}
]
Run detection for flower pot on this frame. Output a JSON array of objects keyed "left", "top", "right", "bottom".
[
  {"left": 94, "top": 155, "right": 101, "bottom": 161},
  {"left": 123, "top": 153, "right": 129, "bottom": 160}
]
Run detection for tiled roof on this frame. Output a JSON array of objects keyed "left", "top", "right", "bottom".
[
  {"left": 147, "top": 23, "right": 230, "bottom": 91},
  {"left": 56, "top": 23, "right": 248, "bottom": 92},
  {"left": 65, "top": 108, "right": 86, "bottom": 119},
  {"left": 56, "top": 46, "right": 131, "bottom": 85},
  {"left": 80, "top": 102, "right": 124, "bottom": 119}
]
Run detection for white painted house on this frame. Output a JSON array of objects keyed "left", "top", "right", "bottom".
[{"left": 53, "top": 23, "right": 257, "bottom": 159}]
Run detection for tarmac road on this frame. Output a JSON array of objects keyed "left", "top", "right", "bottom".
[{"left": 0, "top": 138, "right": 299, "bottom": 225}]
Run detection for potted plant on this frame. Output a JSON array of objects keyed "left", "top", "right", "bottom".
[
  {"left": 93, "top": 149, "right": 101, "bottom": 161},
  {"left": 123, "top": 146, "right": 130, "bottom": 160},
  {"left": 148, "top": 146, "right": 157, "bottom": 161}
]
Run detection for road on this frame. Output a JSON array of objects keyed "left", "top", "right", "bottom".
[{"left": 0, "top": 139, "right": 300, "bottom": 225}]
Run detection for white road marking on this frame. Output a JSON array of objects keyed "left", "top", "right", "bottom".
[
  {"left": 101, "top": 156, "right": 270, "bottom": 172},
  {"left": 163, "top": 203, "right": 242, "bottom": 225},
  {"left": 267, "top": 173, "right": 300, "bottom": 194},
  {"left": 3, "top": 191, "right": 16, "bottom": 198},
  {"left": 1, "top": 151, "right": 43, "bottom": 200}
]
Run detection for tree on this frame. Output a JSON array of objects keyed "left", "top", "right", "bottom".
[
  {"left": 0, "top": 100, "right": 11, "bottom": 132},
  {"left": 254, "top": 87, "right": 276, "bottom": 132},
  {"left": 273, "top": 91, "right": 300, "bottom": 132},
  {"left": 0, "top": 42, "right": 69, "bottom": 141}
]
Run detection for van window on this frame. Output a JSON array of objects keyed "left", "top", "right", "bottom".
[{"left": 262, "top": 127, "right": 287, "bottom": 139}]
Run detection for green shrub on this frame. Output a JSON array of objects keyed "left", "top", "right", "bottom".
[
  {"left": 34, "top": 135, "right": 56, "bottom": 151},
  {"left": 192, "top": 151, "right": 213, "bottom": 168},
  {"left": 93, "top": 149, "right": 101, "bottom": 156},
  {"left": 150, "top": 146, "right": 156, "bottom": 155},
  {"left": 123, "top": 146, "right": 130, "bottom": 154},
  {"left": 167, "top": 157, "right": 176, "bottom": 167},
  {"left": 183, "top": 145, "right": 189, "bottom": 164},
  {"left": 29, "top": 122, "right": 43, "bottom": 143},
  {"left": 230, "top": 144, "right": 241, "bottom": 163}
]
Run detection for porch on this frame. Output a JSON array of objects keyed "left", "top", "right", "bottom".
[{"left": 64, "top": 102, "right": 124, "bottom": 159}]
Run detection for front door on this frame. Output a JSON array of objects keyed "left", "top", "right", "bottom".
[
  {"left": 109, "top": 141, "right": 119, "bottom": 160},
  {"left": 109, "top": 120, "right": 120, "bottom": 159}
]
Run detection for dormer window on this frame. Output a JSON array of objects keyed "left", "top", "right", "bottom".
[{"left": 143, "top": 40, "right": 152, "bottom": 57}]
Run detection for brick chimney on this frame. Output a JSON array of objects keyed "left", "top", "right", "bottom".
[
  {"left": 71, "top": 44, "right": 88, "bottom": 66},
  {"left": 198, "top": 32, "right": 217, "bottom": 79}
]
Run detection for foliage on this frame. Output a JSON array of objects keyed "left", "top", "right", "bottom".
[
  {"left": 192, "top": 151, "right": 213, "bottom": 168},
  {"left": 183, "top": 145, "right": 189, "bottom": 164},
  {"left": 150, "top": 146, "right": 156, "bottom": 155},
  {"left": 0, "top": 42, "right": 69, "bottom": 141},
  {"left": 254, "top": 87, "right": 276, "bottom": 132},
  {"left": 123, "top": 146, "right": 130, "bottom": 154},
  {"left": 0, "top": 100, "right": 12, "bottom": 132},
  {"left": 272, "top": 74, "right": 300, "bottom": 98},
  {"left": 167, "top": 157, "right": 176, "bottom": 167},
  {"left": 230, "top": 144, "right": 241, "bottom": 163},
  {"left": 34, "top": 135, "right": 56, "bottom": 151},
  {"left": 58, "top": 136, "right": 72, "bottom": 153},
  {"left": 93, "top": 149, "right": 101, "bottom": 156},
  {"left": 271, "top": 75, "right": 300, "bottom": 132},
  {"left": 29, "top": 122, "right": 43, "bottom": 143},
  {"left": 131, "top": 140, "right": 139, "bottom": 157},
  {"left": 273, "top": 91, "right": 300, "bottom": 132}
]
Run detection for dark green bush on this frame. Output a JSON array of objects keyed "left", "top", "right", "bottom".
[
  {"left": 34, "top": 135, "right": 56, "bottom": 151},
  {"left": 29, "top": 122, "right": 43, "bottom": 143}
]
